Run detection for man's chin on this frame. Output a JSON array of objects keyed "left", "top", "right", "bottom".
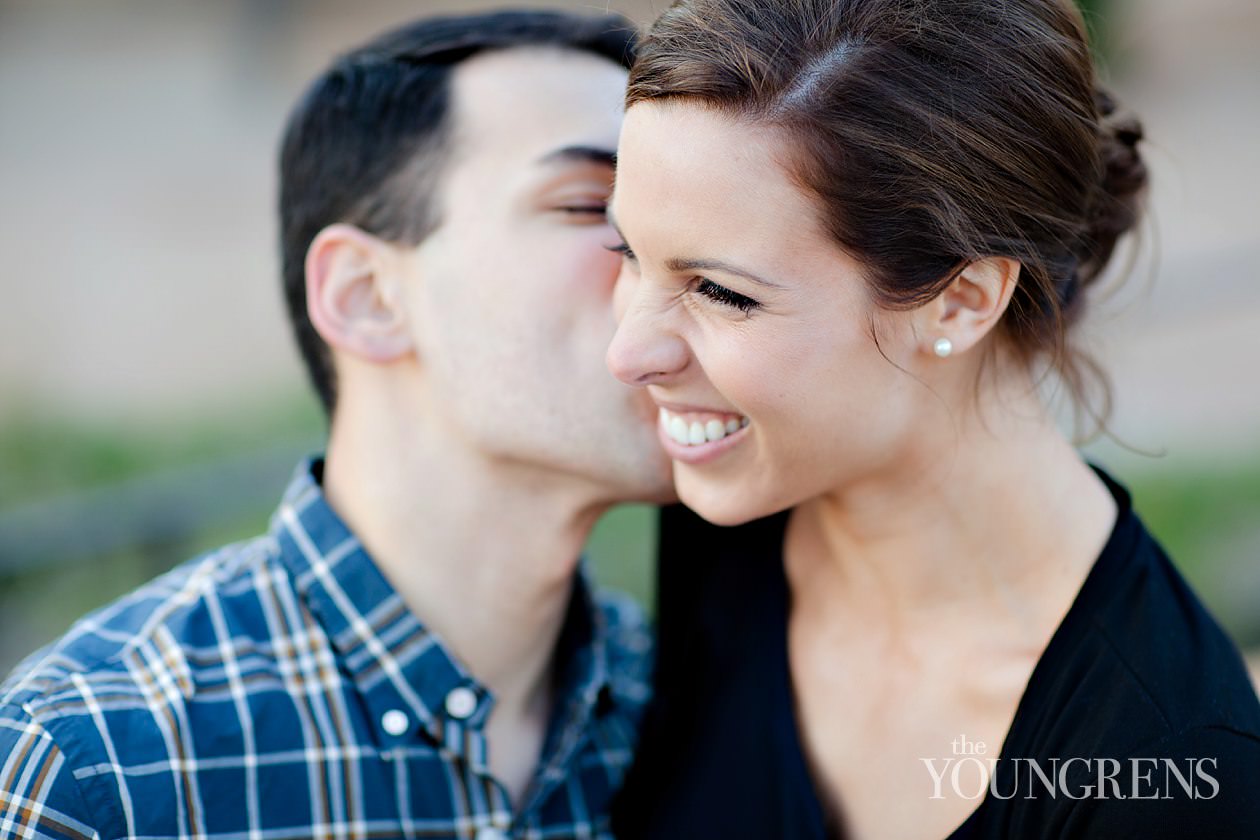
[
  {"left": 634, "top": 482, "right": 681, "bottom": 506},
  {"left": 581, "top": 451, "right": 677, "bottom": 506},
  {"left": 593, "top": 469, "right": 678, "bottom": 506}
]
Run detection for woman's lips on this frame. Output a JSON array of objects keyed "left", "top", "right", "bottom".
[{"left": 657, "top": 406, "right": 750, "bottom": 464}]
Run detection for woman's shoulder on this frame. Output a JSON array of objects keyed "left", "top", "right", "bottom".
[
  {"left": 964, "top": 470, "right": 1260, "bottom": 837},
  {"left": 1061, "top": 725, "right": 1260, "bottom": 837},
  {"left": 1012, "top": 468, "right": 1260, "bottom": 765},
  {"left": 1089, "top": 477, "right": 1260, "bottom": 735}
]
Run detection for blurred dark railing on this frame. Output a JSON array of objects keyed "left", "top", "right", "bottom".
[
  {"left": 0, "top": 443, "right": 312, "bottom": 672},
  {"left": 0, "top": 444, "right": 309, "bottom": 577}
]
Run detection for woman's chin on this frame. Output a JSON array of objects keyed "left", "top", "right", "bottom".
[{"left": 676, "top": 475, "right": 777, "bottom": 527}]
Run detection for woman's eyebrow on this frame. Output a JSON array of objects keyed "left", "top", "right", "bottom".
[
  {"left": 607, "top": 207, "right": 783, "bottom": 290},
  {"left": 666, "top": 257, "right": 784, "bottom": 290}
]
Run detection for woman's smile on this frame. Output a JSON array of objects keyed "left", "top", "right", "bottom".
[{"left": 656, "top": 404, "right": 751, "bottom": 464}]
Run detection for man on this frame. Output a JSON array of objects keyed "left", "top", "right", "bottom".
[{"left": 0, "top": 10, "right": 671, "bottom": 839}]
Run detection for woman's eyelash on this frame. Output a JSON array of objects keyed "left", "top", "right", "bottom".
[
  {"left": 697, "top": 278, "right": 760, "bottom": 313},
  {"left": 601, "top": 245, "right": 758, "bottom": 312}
]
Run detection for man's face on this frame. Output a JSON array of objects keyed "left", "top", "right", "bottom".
[{"left": 396, "top": 47, "right": 672, "bottom": 502}]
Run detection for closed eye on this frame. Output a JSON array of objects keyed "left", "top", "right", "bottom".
[
  {"left": 558, "top": 204, "right": 607, "bottom": 215},
  {"left": 605, "top": 241, "right": 637, "bottom": 261},
  {"left": 697, "top": 278, "right": 760, "bottom": 313}
]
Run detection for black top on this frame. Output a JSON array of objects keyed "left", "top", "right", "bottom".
[{"left": 613, "top": 470, "right": 1260, "bottom": 838}]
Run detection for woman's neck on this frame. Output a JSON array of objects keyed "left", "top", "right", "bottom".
[{"left": 784, "top": 378, "right": 1117, "bottom": 651}]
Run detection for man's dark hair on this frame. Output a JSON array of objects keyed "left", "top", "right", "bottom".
[{"left": 279, "top": 10, "right": 637, "bottom": 414}]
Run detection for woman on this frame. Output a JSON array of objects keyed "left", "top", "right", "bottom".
[{"left": 604, "top": 0, "right": 1260, "bottom": 837}]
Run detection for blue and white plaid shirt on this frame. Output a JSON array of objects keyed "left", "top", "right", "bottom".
[{"left": 0, "top": 459, "right": 652, "bottom": 840}]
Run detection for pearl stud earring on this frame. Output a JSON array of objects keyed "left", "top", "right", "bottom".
[{"left": 933, "top": 337, "right": 953, "bottom": 358}]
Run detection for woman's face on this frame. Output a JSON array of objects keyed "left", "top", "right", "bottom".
[{"left": 607, "top": 102, "right": 941, "bottom": 525}]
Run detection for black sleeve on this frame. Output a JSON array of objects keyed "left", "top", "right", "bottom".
[{"left": 1062, "top": 726, "right": 1260, "bottom": 838}]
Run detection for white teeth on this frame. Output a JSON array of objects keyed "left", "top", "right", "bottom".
[
  {"left": 659, "top": 407, "right": 750, "bottom": 447},
  {"left": 668, "top": 415, "right": 690, "bottom": 445}
]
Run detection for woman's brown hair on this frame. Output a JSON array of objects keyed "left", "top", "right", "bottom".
[{"left": 627, "top": 0, "right": 1147, "bottom": 432}]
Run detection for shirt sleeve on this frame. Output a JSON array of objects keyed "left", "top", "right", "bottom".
[
  {"left": 0, "top": 705, "right": 101, "bottom": 840},
  {"left": 1063, "top": 725, "right": 1260, "bottom": 838}
]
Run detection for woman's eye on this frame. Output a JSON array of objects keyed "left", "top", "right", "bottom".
[
  {"left": 697, "top": 278, "right": 760, "bottom": 313},
  {"left": 604, "top": 242, "right": 637, "bottom": 261}
]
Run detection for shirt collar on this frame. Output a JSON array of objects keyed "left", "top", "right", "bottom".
[{"left": 268, "top": 458, "right": 619, "bottom": 753}]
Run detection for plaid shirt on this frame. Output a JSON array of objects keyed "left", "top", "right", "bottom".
[{"left": 0, "top": 460, "right": 652, "bottom": 840}]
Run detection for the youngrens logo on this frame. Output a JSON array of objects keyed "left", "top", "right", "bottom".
[{"left": 921, "top": 735, "right": 1219, "bottom": 801}]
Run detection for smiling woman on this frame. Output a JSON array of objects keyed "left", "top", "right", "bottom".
[{"left": 606, "top": 1, "right": 1260, "bottom": 838}]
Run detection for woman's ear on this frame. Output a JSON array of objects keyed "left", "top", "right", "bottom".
[
  {"left": 918, "top": 257, "right": 1020, "bottom": 358},
  {"left": 305, "top": 224, "right": 414, "bottom": 363}
]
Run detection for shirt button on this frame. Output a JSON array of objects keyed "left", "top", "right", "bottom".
[
  {"left": 444, "top": 686, "right": 479, "bottom": 719},
  {"left": 475, "top": 828, "right": 508, "bottom": 840},
  {"left": 381, "top": 709, "right": 409, "bottom": 736}
]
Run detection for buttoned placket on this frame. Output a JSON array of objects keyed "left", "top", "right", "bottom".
[
  {"left": 439, "top": 686, "right": 519, "bottom": 838},
  {"left": 512, "top": 617, "right": 617, "bottom": 830},
  {"left": 370, "top": 679, "right": 517, "bottom": 834},
  {"left": 265, "top": 463, "right": 645, "bottom": 839}
]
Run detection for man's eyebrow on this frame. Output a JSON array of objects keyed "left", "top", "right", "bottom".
[
  {"left": 666, "top": 257, "right": 785, "bottom": 290},
  {"left": 536, "top": 145, "right": 617, "bottom": 168}
]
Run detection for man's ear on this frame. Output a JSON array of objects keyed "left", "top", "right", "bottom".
[
  {"left": 305, "top": 224, "right": 413, "bottom": 362},
  {"left": 916, "top": 257, "right": 1020, "bottom": 358}
]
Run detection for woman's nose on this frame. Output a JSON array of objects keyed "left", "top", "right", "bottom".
[{"left": 606, "top": 280, "right": 689, "bottom": 387}]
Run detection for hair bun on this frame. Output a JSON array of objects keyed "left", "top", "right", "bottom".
[{"left": 1077, "top": 86, "right": 1148, "bottom": 289}]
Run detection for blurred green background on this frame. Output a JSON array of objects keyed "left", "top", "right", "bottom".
[
  {"left": 3, "top": 398, "right": 1259, "bottom": 673},
  {"left": 2, "top": 0, "right": 1259, "bottom": 674}
]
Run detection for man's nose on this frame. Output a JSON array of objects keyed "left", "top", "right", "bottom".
[{"left": 606, "top": 282, "right": 689, "bottom": 387}]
